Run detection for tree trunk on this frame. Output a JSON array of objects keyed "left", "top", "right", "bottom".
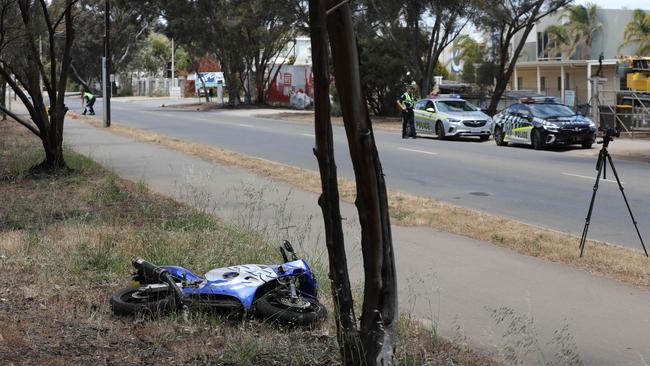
[
  {"left": 0, "top": 77, "right": 6, "bottom": 121},
  {"left": 309, "top": 1, "right": 364, "bottom": 365},
  {"left": 255, "top": 68, "right": 266, "bottom": 104},
  {"left": 35, "top": 115, "right": 67, "bottom": 173},
  {"left": 326, "top": 1, "right": 398, "bottom": 364}
]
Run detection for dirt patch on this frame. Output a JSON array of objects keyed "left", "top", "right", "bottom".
[{"left": 74, "top": 116, "right": 650, "bottom": 289}]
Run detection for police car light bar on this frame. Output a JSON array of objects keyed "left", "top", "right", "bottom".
[
  {"left": 433, "top": 94, "right": 462, "bottom": 99},
  {"left": 519, "top": 96, "right": 559, "bottom": 104}
]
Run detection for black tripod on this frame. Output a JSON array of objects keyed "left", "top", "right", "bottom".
[{"left": 579, "top": 129, "right": 648, "bottom": 257}]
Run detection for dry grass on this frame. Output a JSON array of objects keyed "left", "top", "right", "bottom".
[
  {"left": 1, "top": 120, "right": 496, "bottom": 365},
  {"left": 77, "top": 116, "right": 650, "bottom": 289}
]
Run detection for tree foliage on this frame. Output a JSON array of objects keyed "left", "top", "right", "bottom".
[
  {"left": 157, "top": 0, "right": 303, "bottom": 104},
  {"left": 70, "top": 0, "right": 158, "bottom": 91},
  {"left": 545, "top": 3, "right": 602, "bottom": 60},
  {"left": 362, "top": 0, "right": 472, "bottom": 96},
  {"left": 133, "top": 32, "right": 189, "bottom": 76},
  {"left": 620, "top": 9, "right": 650, "bottom": 56},
  {"left": 472, "top": 0, "right": 571, "bottom": 115}
]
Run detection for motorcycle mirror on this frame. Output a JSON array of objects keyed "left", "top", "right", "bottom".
[{"left": 283, "top": 240, "right": 295, "bottom": 253}]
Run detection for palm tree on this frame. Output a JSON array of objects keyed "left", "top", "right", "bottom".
[
  {"left": 544, "top": 3, "right": 603, "bottom": 59},
  {"left": 619, "top": 9, "right": 650, "bottom": 56}
]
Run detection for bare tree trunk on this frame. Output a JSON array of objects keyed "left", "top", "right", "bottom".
[
  {"left": 326, "top": 1, "right": 398, "bottom": 364},
  {"left": 0, "top": 77, "right": 6, "bottom": 121},
  {"left": 309, "top": 1, "right": 363, "bottom": 365},
  {"left": 38, "top": 123, "right": 66, "bottom": 172}
]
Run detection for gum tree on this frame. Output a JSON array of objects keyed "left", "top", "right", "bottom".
[
  {"left": 310, "top": 0, "right": 398, "bottom": 363},
  {"left": 0, "top": 0, "right": 79, "bottom": 172},
  {"left": 473, "top": 0, "right": 571, "bottom": 116},
  {"left": 366, "top": 0, "right": 473, "bottom": 96}
]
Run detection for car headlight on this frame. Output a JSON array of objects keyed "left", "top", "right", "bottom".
[
  {"left": 447, "top": 118, "right": 461, "bottom": 123},
  {"left": 543, "top": 123, "right": 559, "bottom": 132}
]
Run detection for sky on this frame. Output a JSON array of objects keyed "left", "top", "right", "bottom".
[{"left": 575, "top": 0, "right": 650, "bottom": 10}]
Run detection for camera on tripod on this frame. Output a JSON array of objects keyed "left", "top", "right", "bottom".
[
  {"left": 580, "top": 127, "right": 648, "bottom": 258},
  {"left": 602, "top": 127, "right": 620, "bottom": 142}
]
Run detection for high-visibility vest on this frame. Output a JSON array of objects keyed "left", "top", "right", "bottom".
[
  {"left": 402, "top": 92, "right": 413, "bottom": 106},
  {"left": 84, "top": 92, "right": 94, "bottom": 100}
]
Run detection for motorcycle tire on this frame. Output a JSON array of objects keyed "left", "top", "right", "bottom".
[
  {"left": 255, "top": 289, "right": 326, "bottom": 326},
  {"left": 110, "top": 286, "right": 174, "bottom": 317}
]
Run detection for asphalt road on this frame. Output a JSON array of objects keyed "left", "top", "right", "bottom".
[{"left": 86, "top": 98, "right": 650, "bottom": 250}]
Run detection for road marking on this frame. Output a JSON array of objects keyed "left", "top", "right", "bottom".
[
  {"left": 398, "top": 147, "right": 439, "bottom": 156},
  {"left": 562, "top": 172, "right": 623, "bottom": 184},
  {"left": 301, "top": 133, "right": 315, "bottom": 137},
  {"left": 238, "top": 123, "right": 254, "bottom": 128}
]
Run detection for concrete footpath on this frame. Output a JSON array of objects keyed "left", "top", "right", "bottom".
[{"left": 65, "top": 121, "right": 650, "bottom": 365}]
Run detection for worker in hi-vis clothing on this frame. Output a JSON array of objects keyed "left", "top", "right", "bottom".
[
  {"left": 82, "top": 91, "right": 96, "bottom": 116},
  {"left": 397, "top": 85, "right": 416, "bottom": 138}
]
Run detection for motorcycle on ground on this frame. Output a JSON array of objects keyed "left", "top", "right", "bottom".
[{"left": 110, "top": 240, "right": 326, "bottom": 326}]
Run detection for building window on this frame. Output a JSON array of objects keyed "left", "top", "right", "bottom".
[
  {"left": 557, "top": 76, "right": 561, "bottom": 91},
  {"left": 540, "top": 76, "right": 546, "bottom": 92},
  {"left": 517, "top": 77, "right": 522, "bottom": 90},
  {"left": 537, "top": 32, "right": 547, "bottom": 59},
  {"left": 537, "top": 31, "right": 561, "bottom": 60}
]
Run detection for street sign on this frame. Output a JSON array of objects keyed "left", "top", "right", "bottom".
[{"left": 194, "top": 72, "right": 225, "bottom": 88}]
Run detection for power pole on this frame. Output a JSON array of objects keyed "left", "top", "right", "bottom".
[
  {"left": 103, "top": 0, "right": 111, "bottom": 127},
  {"left": 171, "top": 37, "right": 175, "bottom": 86}
]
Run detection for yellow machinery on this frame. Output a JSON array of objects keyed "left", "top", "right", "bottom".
[{"left": 621, "top": 56, "right": 650, "bottom": 92}]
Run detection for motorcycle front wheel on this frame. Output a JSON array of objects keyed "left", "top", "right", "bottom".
[
  {"left": 110, "top": 286, "right": 174, "bottom": 317},
  {"left": 254, "top": 288, "right": 326, "bottom": 326}
]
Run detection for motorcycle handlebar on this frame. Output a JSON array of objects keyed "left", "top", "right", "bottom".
[
  {"left": 131, "top": 257, "right": 184, "bottom": 305},
  {"left": 132, "top": 257, "right": 164, "bottom": 281}
]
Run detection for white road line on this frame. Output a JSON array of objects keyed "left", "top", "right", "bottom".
[
  {"left": 398, "top": 147, "right": 439, "bottom": 156},
  {"left": 562, "top": 172, "right": 623, "bottom": 184},
  {"left": 301, "top": 133, "right": 315, "bottom": 137},
  {"left": 238, "top": 123, "right": 254, "bottom": 128}
]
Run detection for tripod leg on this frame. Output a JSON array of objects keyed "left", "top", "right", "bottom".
[
  {"left": 606, "top": 154, "right": 649, "bottom": 257},
  {"left": 580, "top": 154, "right": 605, "bottom": 257}
]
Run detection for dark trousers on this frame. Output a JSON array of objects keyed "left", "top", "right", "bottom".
[
  {"left": 402, "top": 108, "right": 415, "bottom": 138},
  {"left": 84, "top": 97, "right": 96, "bottom": 115}
]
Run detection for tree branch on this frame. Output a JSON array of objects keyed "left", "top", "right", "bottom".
[{"left": 0, "top": 103, "right": 42, "bottom": 137}]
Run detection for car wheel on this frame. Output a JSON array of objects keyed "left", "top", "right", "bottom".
[
  {"left": 582, "top": 142, "right": 593, "bottom": 149},
  {"left": 436, "top": 121, "right": 446, "bottom": 140},
  {"left": 531, "top": 128, "right": 545, "bottom": 150},
  {"left": 494, "top": 126, "right": 508, "bottom": 146}
]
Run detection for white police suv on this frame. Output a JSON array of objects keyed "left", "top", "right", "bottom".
[{"left": 413, "top": 95, "right": 493, "bottom": 141}]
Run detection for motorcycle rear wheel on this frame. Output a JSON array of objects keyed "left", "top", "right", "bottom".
[
  {"left": 110, "top": 286, "right": 174, "bottom": 317},
  {"left": 254, "top": 288, "right": 326, "bottom": 326}
]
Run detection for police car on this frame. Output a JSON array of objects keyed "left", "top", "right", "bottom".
[
  {"left": 492, "top": 97, "right": 596, "bottom": 150},
  {"left": 413, "top": 95, "right": 493, "bottom": 140}
]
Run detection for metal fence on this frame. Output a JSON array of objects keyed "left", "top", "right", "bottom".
[{"left": 592, "top": 90, "right": 650, "bottom": 135}]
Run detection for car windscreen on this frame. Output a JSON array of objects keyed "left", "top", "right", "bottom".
[
  {"left": 435, "top": 100, "right": 479, "bottom": 112},
  {"left": 528, "top": 104, "right": 575, "bottom": 118}
]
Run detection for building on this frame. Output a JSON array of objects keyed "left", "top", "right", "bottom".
[{"left": 510, "top": 9, "right": 638, "bottom": 107}]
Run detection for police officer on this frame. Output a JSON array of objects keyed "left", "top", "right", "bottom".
[
  {"left": 397, "top": 85, "right": 416, "bottom": 138},
  {"left": 82, "top": 91, "right": 96, "bottom": 116}
]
